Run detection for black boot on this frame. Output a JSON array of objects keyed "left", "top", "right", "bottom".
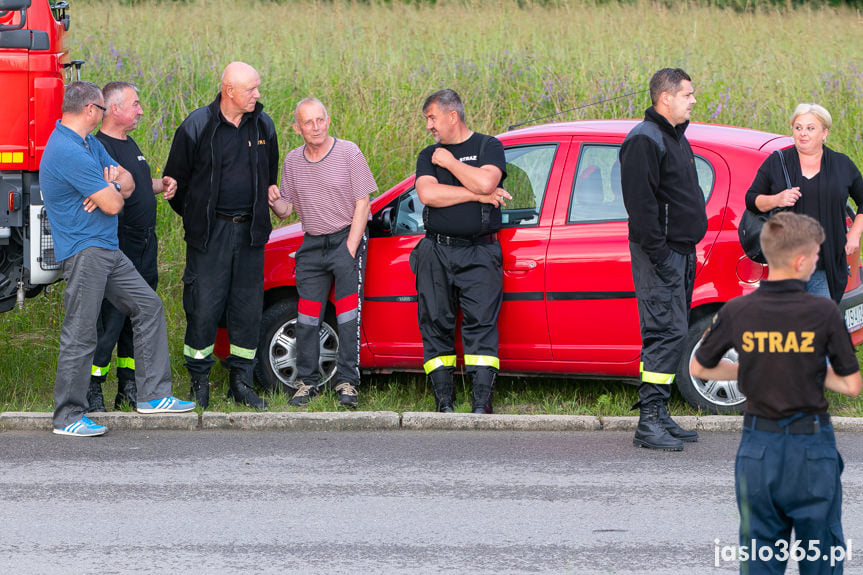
[
  {"left": 658, "top": 403, "right": 698, "bottom": 442},
  {"left": 633, "top": 401, "right": 684, "bottom": 451},
  {"left": 228, "top": 369, "right": 267, "bottom": 410},
  {"left": 190, "top": 373, "right": 210, "bottom": 410},
  {"left": 428, "top": 368, "right": 455, "bottom": 412},
  {"left": 86, "top": 376, "right": 106, "bottom": 413},
  {"left": 471, "top": 368, "right": 496, "bottom": 414},
  {"left": 114, "top": 369, "right": 137, "bottom": 410}
]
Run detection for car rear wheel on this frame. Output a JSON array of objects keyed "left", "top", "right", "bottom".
[
  {"left": 254, "top": 298, "right": 339, "bottom": 393},
  {"left": 676, "top": 313, "right": 746, "bottom": 414}
]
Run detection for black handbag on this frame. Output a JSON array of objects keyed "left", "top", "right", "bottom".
[{"left": 738, "top": 150, "right": 792, "bottom": 264}]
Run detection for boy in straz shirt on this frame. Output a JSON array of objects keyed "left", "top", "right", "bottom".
[{"left": 691, "top": 211, "right": 861, "bottom": 574}]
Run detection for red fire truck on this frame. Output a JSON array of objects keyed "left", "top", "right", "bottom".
[{"left": 0, "top": 0, "right": 78, "bottom": 312}]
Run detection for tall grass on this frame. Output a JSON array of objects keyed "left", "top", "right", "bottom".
[{"left": 2, "top": 0, "right": 862, "bottom": 412}]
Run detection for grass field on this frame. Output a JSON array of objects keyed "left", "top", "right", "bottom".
[{"left": 2, "top": 0, "right": 863, "bottom": 415}]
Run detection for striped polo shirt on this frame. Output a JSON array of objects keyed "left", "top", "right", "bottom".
[{"left": 278, "top": 138, "right": 377, "bottom": 235}]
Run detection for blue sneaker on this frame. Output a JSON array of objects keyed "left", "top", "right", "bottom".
[
  {"left": 136, "top": 396, "right": 196, "bottom": 414},
  {"left": 53, "top": 415, "right": 107, "bottom": 437}
]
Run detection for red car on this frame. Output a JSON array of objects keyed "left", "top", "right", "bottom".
[{"left": 218, "top": 120, "right": 863, "bottom": 414}]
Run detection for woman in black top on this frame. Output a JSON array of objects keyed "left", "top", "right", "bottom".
[{"left": 745, "top": 103, "right": 863, "bottom": 302}]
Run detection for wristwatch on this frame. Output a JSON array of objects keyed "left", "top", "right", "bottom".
[{"left": 111, "top": 181, "right": 121, "bottom": 192}]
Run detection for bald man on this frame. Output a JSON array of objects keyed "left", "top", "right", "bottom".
[{"left": 164, "top": 62, "right": 279, "bottom": 410}]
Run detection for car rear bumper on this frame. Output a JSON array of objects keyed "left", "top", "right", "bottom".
[{"left": 840, "top": 281, "right": 863, "bottom": 345}]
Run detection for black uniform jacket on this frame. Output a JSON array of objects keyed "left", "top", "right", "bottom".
[
  {"left": 620, "top": 106, "right": 707, "bottom": 266},
  {"left": 745, "top": 145, "right": 863, "bottom": 303},
  {"left": 164, "top": 94, "right": 279, "bottom": 251}
]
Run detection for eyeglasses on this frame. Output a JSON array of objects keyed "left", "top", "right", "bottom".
[{"left": 90, "top": 103, "right": 107, "bottom": 112}]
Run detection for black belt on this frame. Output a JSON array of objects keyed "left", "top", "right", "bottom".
[
  {"left": 743, "top": 413, "right": 830, "bottom": 434},
  {"left": 216, "top": 213, "right": 251, "bottom": 223},
  {"left": 426, "top": 232, "right": 496, "bottom": 247}
]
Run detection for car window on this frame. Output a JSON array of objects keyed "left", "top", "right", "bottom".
[
  {"left": 569, "top": 144, "right": 715, "bottom": 223},
  {"left": 390, "top": 144, "right": 557, "bottom": 236},
  {"left": 694, "top": 156, "right": 714, "bottom": 201},
  {"left": 501, "top": 144, "right": 556, "bottom": 227},
  {"left": 569, "top": 145, "right": 627, "bottom": 223},
  {"left": 392, "top": 188, "right": 424, "bottom": 236}
]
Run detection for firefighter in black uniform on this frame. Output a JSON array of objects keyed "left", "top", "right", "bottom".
[
  {"left": 412, "top": 89, "right": 510, "bottom": 413},
  {"left": 164, "top": 62, "right": 279, "bottom": 410},
  {"left": 692, "top": 212, "right": 861, "bottom": 575},
  {"left": 620, "top": 68, "right": 706, "bottom": 450},
  {"left": 87, "top": 81, "right": 176, "bottom": 412}
]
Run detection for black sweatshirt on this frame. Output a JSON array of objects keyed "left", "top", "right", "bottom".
[{"left": 620, "top": 107, "right": 707, "bottom": 265}]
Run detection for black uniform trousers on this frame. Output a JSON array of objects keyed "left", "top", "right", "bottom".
[
  {"left": 736, "top": 416, "right": 845, "bottom": 574},
  {"left": 413, "top": 236, "right": 502, "bottom": 377},
  {"left": 294, "top": 226, "right": 366, "bottom": 388},
  {"left": 92, "top": 225, "right": 158, "bottom": 380},
  {"left": 629, "top": 241, "right": 695, "bottom": 404},
  {"left": 182, "top": 217, "right": 264, "bottom": 379}
]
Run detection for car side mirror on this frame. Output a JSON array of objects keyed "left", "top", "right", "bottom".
[{"left": 371, "top": 206, "right": 394, "bottom": 234}]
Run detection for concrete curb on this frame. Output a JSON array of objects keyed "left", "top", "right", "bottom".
[
  {"left": 832, "top": 417, "right": 863, "bottom": 432},
  {"left": 402, "top": 412, "right": 601, "bottom": 431},
  {"left": 1, "top": 411, "right": 861, "bottom": 432},
  {"left": 201, "top": 411, "right": 401, "bottom": 431},
  {"left": 88, "top": 412, "right": 199, "bottom": 431},
  {"left": 0, "top": 412, "right": 53, "bottom": 431},
  {"left": 600, "top": 415, "right": 741, "bottom": 432}
]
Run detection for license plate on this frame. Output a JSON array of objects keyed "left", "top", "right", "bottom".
[{"left": 845, "top": 303, "right": 863, "bottom": 332}]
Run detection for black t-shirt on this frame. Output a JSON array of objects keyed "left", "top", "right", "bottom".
[
  {"left": 416, "top": 132, "right": 507, "bottom": 237},
  {"left": 695, "top": 279, "right": 859, "bottom": 419},
  {"left": 96, "top": 132, "right": 156, "bottom": 229},
  {"left": 798, "top": 173, "right": 826, "bottom": 269},
  {"left": 214, "top": 112, "right": 254, "bottom": 214}
]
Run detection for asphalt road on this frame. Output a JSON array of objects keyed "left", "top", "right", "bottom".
[{"left": 0, "top": 430, "right": 861, "bottom": 574}]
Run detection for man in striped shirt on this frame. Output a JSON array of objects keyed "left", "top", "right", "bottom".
[{"left": 269, "top": 97, "right": 376, "bottom": 407}]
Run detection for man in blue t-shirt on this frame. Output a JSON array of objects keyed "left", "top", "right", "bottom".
[{"left": 40, "top": 82, "right": 194, "bottom": 437}]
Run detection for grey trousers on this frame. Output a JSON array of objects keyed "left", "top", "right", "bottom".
[{"left": 53, "top": 247, "right": 172, "bottom": 428}]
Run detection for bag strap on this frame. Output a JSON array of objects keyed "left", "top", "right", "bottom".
[{"left": 776, "top": 149, "right": 792, "bottom": 190}]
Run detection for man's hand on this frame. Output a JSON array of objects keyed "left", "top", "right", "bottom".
[
  {"left": 346, "top": 237, "right": 360, "bottom": 258},
  {"left": 103, "top": 165, "right": 119, "bottom": 186},
  {"left": 161, "top": 176, "right": 177, "bottom": 201},
  {"left": 267, "top": 185, "right": 281, "bottom": 207},
  {"left": 431, "top": 147, "right": 456, "bottom": 170},
  {"left": 477, "top": 187, "right": 512, "bottom": 208},
  {"left": 82, "top": 197, "right": 97, "bottom": 213},
  {"left": 269, "top": 185, "right": 293, "bottom": 219}
]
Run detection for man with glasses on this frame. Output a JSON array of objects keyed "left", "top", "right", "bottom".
[
  {"left": 86, "top": 81, "right": 178, "bottom": 412},
  {"left": 40, "top": 81, "right": 194, "bottom": 437}
]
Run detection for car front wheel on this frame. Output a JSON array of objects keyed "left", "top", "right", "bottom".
[
  {"left": 254, "top": 298, "right": 339, "bottom": 393},
  {"left": 675, "top": 312, "right": 746, "bottom": 414}
]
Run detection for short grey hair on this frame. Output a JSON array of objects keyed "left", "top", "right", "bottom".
[
  {"left": 790, "top": 103, "right": 832, "bottom": 131},
  {"left": 293, "top": 97, "right": 328, "bottom": 124},
  {"left": 102, "top": 81, "right": 137, "bottom": 108},
  {"left": 62, "top": 81, "right": 102, "bottom": 114},
  {"left": 422, "top": 89, "right": 465, "bottom": 124}
]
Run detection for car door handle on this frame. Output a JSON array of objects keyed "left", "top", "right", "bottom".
[{"left": 505, "top": 259, "right": 537, "bottom": 272}]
